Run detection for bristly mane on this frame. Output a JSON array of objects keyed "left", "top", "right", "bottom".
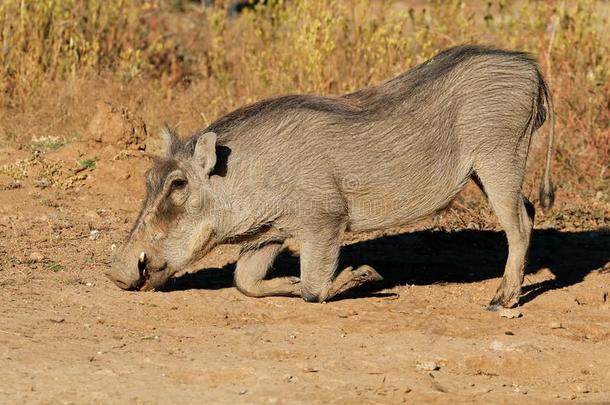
[{"left": 175, "top": 45, "right": 538, "bottom": 158}]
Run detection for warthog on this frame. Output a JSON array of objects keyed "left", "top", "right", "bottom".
[{"left": 107, "top": 45, "right": 555, "bottom": 309}]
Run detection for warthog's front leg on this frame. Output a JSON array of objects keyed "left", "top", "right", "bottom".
[
  {"left": 299, "top": 228, "right": 383, "bottom": 302},
  {"left": 325, "top": 265, "right": 383, "bottom": 300},
  {"left": 234, "top": 236, "right": 382, "bottom": 301},
  {"left": 234, "top": 243, "right": 301, "bottom": 297}
]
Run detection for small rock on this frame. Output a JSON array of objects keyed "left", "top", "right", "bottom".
[
  {"left": 498, "top": 308, "right": 522, "bottom": 319},
  {"left": 490, "top": 340, "right": 515, "bottom": 352},
  {"left": 571, "top": 384, "right": 590, "bottom": 394},
  {"left": 28, "top": 252, "right": 44, "bottom": 263},
  {"left": 514, "top": 386, "right": 528, "bottom": 394},
  {"left": 85, "top": 282, "right": 94, "bottom": 287},
  {"left": 33, "top": 179, "right": 50, "bottom": 189},
  {"left": 89, "top": 229, "right": 100, "bottom": 240},
  {"left": 5, "top": 180, "right": 22, "bottom": 189},
  {"left": 302, "top": 367, "right": 319, "bottom": 373},
  {"left": 550, "top": 322, "right": 562, "bottom": 329},
  {"left": 49, "top": 316, "right": 65, "bottom": 323},
  {"left": 416, "top": 361, "right": 440, "bottom": 371},
  {"left": 282, "top": 374, "right": 294, "bottom": 383}
]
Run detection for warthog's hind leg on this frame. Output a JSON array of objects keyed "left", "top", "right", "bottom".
[
  {"left": 487, "top": 195, "right": 534, "bottom": 309},
  {"left": 476, "top": 167, "right": 534, "bottom": 309},
  {"left": 234, "top": 243, "right": 301, "bottom": 297}
]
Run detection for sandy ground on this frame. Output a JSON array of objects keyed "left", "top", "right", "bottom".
[{"left": 0, "top": 140, "right": 609, "bottom": 404}]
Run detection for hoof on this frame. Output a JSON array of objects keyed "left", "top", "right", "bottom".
[
  {"left": 355, "top": 265, "right": 383, "bottom": 282},
  {"left": 489, "top": 287, "right": 521, "bottom": 310},
  {"left": 487, "top": 297, "right": 519, "bottom": 311}
]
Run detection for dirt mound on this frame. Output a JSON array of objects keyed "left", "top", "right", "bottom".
[{"left": 87, "top": 102, "right": 148, "bottom": 150}]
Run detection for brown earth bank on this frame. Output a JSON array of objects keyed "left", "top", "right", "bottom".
[{"left": 0, "top": 135, "right": 609, "bottom": 404}]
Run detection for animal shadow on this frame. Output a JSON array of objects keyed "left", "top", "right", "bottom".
[{"left": 167, "top": 228, "right": 610, "bottom": 303}]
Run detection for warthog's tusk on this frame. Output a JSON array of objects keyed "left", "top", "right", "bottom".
[{"left": 138, "top": 252, "right": 146, "bottom": 264}]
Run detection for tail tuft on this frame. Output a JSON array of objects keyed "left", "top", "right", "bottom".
[{"left": 539, "top": 179, "right": 555, "bottom": 212}]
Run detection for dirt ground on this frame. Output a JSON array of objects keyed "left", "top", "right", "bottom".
[{"left": 1, "top": 133, "right": 609, "bottom": 404}]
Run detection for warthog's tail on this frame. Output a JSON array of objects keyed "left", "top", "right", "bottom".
[{"left": 536, "top": 71, "right": 555, "bottom": 211}]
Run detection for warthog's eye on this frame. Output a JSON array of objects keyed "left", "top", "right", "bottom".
[{"left": 171, "top": 179, "right": 187, "bottom": 190}]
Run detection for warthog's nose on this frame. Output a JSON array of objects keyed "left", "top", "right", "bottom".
[
  {"left": 105, "top": 266, "right": 142, "bottom": 290},
  {"left": 106, "top": 251, "right": 147, "bottom": 290}
]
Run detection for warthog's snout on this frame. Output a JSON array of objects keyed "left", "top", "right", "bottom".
[
  {"left": 106, "top": 250, "right": 145, "bottom": 290},
  {"left": 106, "top": 245, "right": 169, "bottom": 291}
]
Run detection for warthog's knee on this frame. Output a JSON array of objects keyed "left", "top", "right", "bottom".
[{"left": 301, "top": 288, "right": 324, "bottom": 303}]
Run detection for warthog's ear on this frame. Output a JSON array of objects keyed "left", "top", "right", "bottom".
[
  {"left": 161, "top": 126, "right": 180, "bottom": 158},
  {"left": 194, "top": 132, "right": 217, "bottom": 176}
]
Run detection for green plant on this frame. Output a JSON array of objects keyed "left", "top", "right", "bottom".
[
  {"left": 45, "top": 262, "right": 64, "bottom": 272},
  {"left": 77, "top": 156, "right": 98, "bottom": 170}
]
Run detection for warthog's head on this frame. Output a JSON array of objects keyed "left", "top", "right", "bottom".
[{"left": 106, "top": 128, "right": 220, "bottom": 291}]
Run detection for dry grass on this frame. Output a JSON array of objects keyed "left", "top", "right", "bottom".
[{"left": 0, "top": 0, "right": 608, "bottom": 220}]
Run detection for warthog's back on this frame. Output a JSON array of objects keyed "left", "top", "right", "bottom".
[{"left": 197, "top": 45, "right": 547, "bottom": 232}]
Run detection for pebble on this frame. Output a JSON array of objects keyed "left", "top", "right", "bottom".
[
  {"left": 498, "top": 308, "right": 522, "bottom": 319},
  {"left": 28, "top": 252, "right": 44, "bottom": 263},
  {"left": 302, "top": 367, "right": 319, "bottom": 373},
  {"left": 550, "top": 322, "right": 562, "bottom": 329},
  {"left": 571, "top": 384, "right": 590, "bottom": 394},
  {"left": 490, "top": 340, "right": 515, "bottom": 352},
  {"left": 33, "top": 179, "right": 50, "bottom": 189},
  {"left": 49, "top": 316, "right": 65, "bottom": 323},
  {"left": 89, "top": 229, "right": 100, "bottom": 240},
  {"left": 416, "top": 361, "right": 440, "bottom": 371}
]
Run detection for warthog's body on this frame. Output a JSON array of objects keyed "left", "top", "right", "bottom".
[{"left": 108, "top": 45, "right": 554, "bottom": 308}]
